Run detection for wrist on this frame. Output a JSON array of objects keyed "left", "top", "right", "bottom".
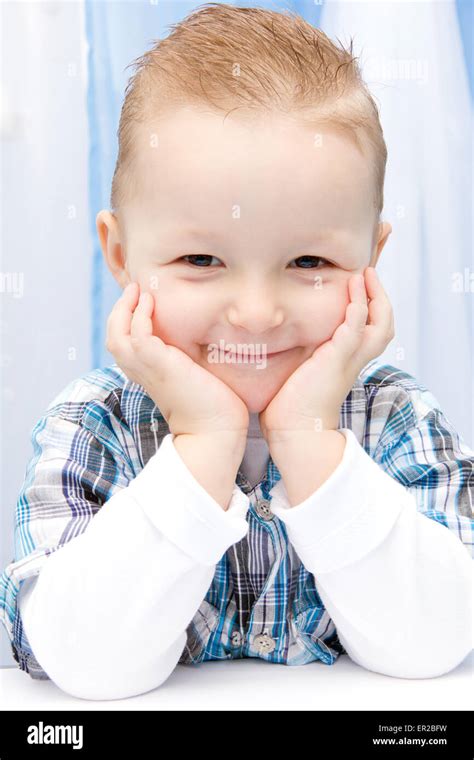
[
  {"left": 265, "top": 426, "right": 342, "bottom": 448},
  {"left": 267, "top": 429, "right": 345, "bottom": 469},
  {"left": 174, "top": 429, "right": 248, "bottom": 458},
  {"left": 172, "top": 430, "right": 248, "bottom": 511},
  {"left": 170, "top": 414, "right": 249, "bottom": 441},
  {"left": 268, "top": 430, "right": 346, "bottom": 506}
]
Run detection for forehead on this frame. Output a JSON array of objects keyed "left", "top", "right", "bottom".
[{"left": 127, "top": 107, "right": 375, "bottom": 233}]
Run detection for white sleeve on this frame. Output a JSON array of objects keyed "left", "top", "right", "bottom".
[
  {"left": 18, "top": 433, "right": 250, "bottom": 701},
  {"left": 270, "top": 428, "right": 473, "bottom": 679}
]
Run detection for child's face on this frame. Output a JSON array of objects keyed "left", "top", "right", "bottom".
[{"left": 106, "top": 107, "right": 391, "bottom": 413}]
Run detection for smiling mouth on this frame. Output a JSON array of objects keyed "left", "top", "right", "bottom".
[
  {"left": 201, "top": 343, "right": 297, "bottom": 364},
  {"left": 265, "top": 350, "right": 288, "bottom": 358},
  {"left": 225, "top": 348, "right": 292, "bottom": 359}
]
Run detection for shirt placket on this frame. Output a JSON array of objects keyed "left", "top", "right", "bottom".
[{"left": 230, "top": 470, "right": 291, "bottom": 662}]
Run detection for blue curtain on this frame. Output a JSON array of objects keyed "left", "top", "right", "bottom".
[{"left": 85, "top": 0, "right": 473, "bottom": 440}]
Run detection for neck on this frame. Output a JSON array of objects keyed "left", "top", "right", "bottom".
[{"left": 248, "top": 411, "right": 263, "bottom": 438}]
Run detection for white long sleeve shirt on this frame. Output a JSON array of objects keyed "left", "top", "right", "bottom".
[{"left": 1, "top": 360, "right": 472, "bottom": 700}]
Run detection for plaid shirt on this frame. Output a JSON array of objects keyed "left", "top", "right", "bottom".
[{"left": 1, "top": 359, "right": 472, "bottom": 680}]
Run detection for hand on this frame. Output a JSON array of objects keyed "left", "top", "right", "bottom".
[
  {"left": 106, "top": 282, "right": 250, "bottom": 437},
  {"left": 259, "top": 267, "right": 395, "bottom": 440}
]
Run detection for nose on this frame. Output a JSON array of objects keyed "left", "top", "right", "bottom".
[{"left": 226, "top": 286, "right": 285, "bottom": 333}]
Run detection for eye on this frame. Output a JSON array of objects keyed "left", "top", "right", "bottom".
[
  {"left": 288, "top": 255, "right": 332, "bottom": 269},
  {"left": 179, "top": 254, "right": 222, "bottom": 268},
  {"left": 178, "top": 253, "right": 332, "bottom": 269}
]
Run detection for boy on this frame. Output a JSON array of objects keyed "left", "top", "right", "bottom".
[{"left": 1, "top": 3, "right": 472, "bottom": 701}]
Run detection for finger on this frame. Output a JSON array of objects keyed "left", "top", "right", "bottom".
[
  {"left": 330, "top": 274, "right": 368, "bottom": 358},
  {"left": 356, "top": 268, "right": 395, "bottom": 362},
  {"left": 351, "top": 273, "right": 369, "bottom": 305},
  {"left": 364, "top": 268, "right": 394, "bottom": 336},
  {"left": 130, "top": 291, "right": 155, "bottom": 341},
  {"left": 106, "top": 282, "right": 140, "bottom": 348},
  {"left": 345, "top": 274, "right": 369, "bottom": 330}
]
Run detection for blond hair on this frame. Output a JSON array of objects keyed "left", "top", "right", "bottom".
[{"left": 110, "top": 2, "right": 387, "bottom": 218}]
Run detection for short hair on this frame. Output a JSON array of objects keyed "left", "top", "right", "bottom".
[{"left": 110, "top": 2, "right": 387, "bottom": 220}]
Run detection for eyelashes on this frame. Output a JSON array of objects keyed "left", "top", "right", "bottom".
[
  {"left": 178, "top": 254, "right": 332, "bottom": 269},
  {"left": 288, "top": 255, "right": 332, "bottom": 270},
  {"left": 179, "top": 254, "right": 221, "bottom": 267}
]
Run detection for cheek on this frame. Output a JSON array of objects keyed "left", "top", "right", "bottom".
[
  {"left": 148, "top": 289, "right": 209, "bottom": 348},
  {"left": 302, "top": 283, "right": 349, "bottom": 344}
]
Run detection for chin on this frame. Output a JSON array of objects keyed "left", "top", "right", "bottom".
[
  {"left": 245, "top": 396, "right": 270, "bottom": 414},
  {"left": 226, "top": 376, "right": 283, "bottom": 414}
]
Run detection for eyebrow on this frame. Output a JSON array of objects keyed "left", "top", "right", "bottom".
[
  {"left": 169, "top": 227, "right": 222, "bottom": 242},
  {"left": 167, "top": 226, "right": 345, "bottom": 243},
  {"left": 295, "top": 228, "right": 347, "bottom": 243}
]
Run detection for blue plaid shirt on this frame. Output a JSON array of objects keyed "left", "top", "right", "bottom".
[{"left": 1, "top": 359, "right": 472, "bottom": 679}]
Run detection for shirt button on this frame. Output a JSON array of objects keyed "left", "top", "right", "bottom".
[
  {"left": 256, "top": 499, "right": 274, "bottom": 521},
  {"left": 253, "top": 633, "right": 276, "bottom": 654},
  {"left": 231, "top": 630, "right": 243, "bottom": 647}
]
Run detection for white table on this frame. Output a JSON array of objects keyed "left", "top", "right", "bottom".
[{"left": 0, "top": 650, "right": 472, "bottom": 710}]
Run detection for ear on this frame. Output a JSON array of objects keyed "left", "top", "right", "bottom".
[
  {"left": 96, "top": 210, "right": 131, "bottom": 289},
  {"left": 369, "top": 221, "right": 392, "bottom": 268}
]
